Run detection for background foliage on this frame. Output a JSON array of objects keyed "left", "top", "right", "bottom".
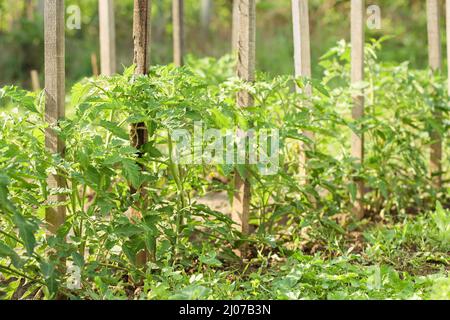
[{"left": 0, "top": 0, "right": 447, "bottom": 87}]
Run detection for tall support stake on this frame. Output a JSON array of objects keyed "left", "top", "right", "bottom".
[
  {"left": 172, "top": 0, "right": 184, "bottom": 66},
  {"left": 232, "top": 0, "right": 256, "bottom": 247},
  {"left": 130, "top": 0, "right": 151, "bottom": 264},
  {"left": 25, "top": 0, "right": 35, "bottom": 20},
  {"left": 232, "top": 0, "right": 240, "bottom": 52},
  {"left": 44, "top": 0, "right": 65, "bottom": 234},
  {"left": 427, "top": 0, "right": 443, "bottom": 188},
  {"left": 133, "top": 0, "right": 150, "bottom": 75},
  {"left": 91, "top": 52, "right": 99, "bottom": 76},
  {"left": 131, "top": 0, "right": 150, "bottom": 148},
  {"left": 99, "top": 0, "right": 116, "bottom": 75},
  {"left": 447, "top": 0, "right": 450, "bottom": 95},
  {"left": 351, "top": 0, "right": 365, "bottom": 219},
  {"left": 447, "top": 0, "right": 450, "bottom": 94},
  {"left": 30, "top": 70, "right": 41, "bottom": 92},
  {"left": 292, "top": 0, "right": 311, "bottom": 85},
  {"left": 200, "top": 0, "right": 212, "bottom": 31},
  {"left": 292, "top": 0, "right": 312, "bottom": 178}
]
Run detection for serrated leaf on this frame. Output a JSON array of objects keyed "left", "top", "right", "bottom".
[
  {"left": 0, "top": 241, "right": 23, "bottom": 268},
  {"left": 121, "top": 158, "right": 141, "bottom": 189},
  {"left": 0, "top": 174, "right": 18, "bottom": 214},
  {"left": 143, "top": 142, "right": 162, "bottom": 158},
  {"left": 99, "top": 120, "right": 129, "bottom": 140},
  {"left": 12, "top": 213, "right": 37, "bottom": 256},
  {"left": 40, "top": 261, "right": 58, "bottom": 296},
  {"left": 0, "top": 86, "right": 38, "bottom": 113},
  {"left": 71, "top": 252, "right": 85, "bottom": 268}
]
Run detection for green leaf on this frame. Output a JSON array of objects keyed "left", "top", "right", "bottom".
[
  {"left": 0, "top": 241, "right": 23, "bottom": 268},
  {"left": 99, "top": 120, "right": 129, "bottom": 140},
  {"left": 311, "top": 79, "right": 330, "bottom": 97},
  {"left": 143, "top": 142, "right": 163, "bottom": 158},
  {"left": 71, "top": 252, "right": 85, "bottom": 268},
  {"left": 0, "top": 86, "right": 38, "bottom": 113},
  {"left": 12, "top": 213, "right": 37, "bottom": 256},
  {"left": 235, "top": 164, "right": 248, "bottom": 180},
  {"left": 40, "top": 261, "right": 58, "bottom": 296},
  {"left": 199, "top": 253, "right": 223, "bottom": 267},
  {"left": 211, "top": 108, "right": 232, "bottom": 128},
  {"left": 113, "top": 223, "right": 142, "bottom": 237},
  {"left": 348, "top": 182, "right": 357, "bottom": 203},
  {"left": 0, "top": 174, "right": 18, "bottom": 214},
  {"left": 121, "top": 158, "right": 141, "bottom": 189},
  {"left": 170, "top": 285, "right": 211, "bottom": 300}
]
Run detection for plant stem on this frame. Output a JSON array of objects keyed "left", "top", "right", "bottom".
[{"left": 0, "top": 265, "right": 46, "bottom": 286}]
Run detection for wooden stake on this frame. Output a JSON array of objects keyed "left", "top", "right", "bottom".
[
  {"left": 25, "top": 0, "right": 35, "bottom": 20},
  {"left": 133, "top": 0, "right": 150, "bottom": 75},
  {"left": 292, "top": 0, "right": 311, "bottom": 83},
  {"left": 200, "top": 0, "right": 212, "bottom": 30},
  {"left": 232, "top": 0, "right": 240, "bottom": 52},
  {"left": 427, "top": 0, "right": 443, "bottom": 188},
  {"left": 131, "top": 0, "right": 151, "bottom": 264},
  {"left": 232, "top": 0, "right": 256, "bottom": 243},
  {"left": 172, "top": 0, "right": 184, "bottom": 66},
  {"left": 447, "top": 0, "right": 450, "bottom": 94},
  {"left": 351, "top": 0, "right": 365, "bottom": 219},
  {"left": 292, "top": 0, "right": 312, "bottom": 178},
  {"left": 44, "top": 0, "right": 66, "bottom": 234},
  {"left": 428, "top": 0, "right": 443, "bottom": 71},
  {"left": 30, "top": 70, "right": 41, "bottom": 92},
  {"left": 91, "top": 52, "right": 99, "bottom": 76},
  {"left": 99, "top": 0, "right": 116, "bottom": 76}
]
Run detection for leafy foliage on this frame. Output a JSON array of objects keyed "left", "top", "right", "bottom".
[{"left": 0, "top": 43, "right": 448, "bottom": 300}]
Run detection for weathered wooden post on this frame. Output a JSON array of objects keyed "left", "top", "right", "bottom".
[
  {"left": 25, "top": 0, "right": 35, "bottom": 20},
  {"left": 447, "top": 0, "right": 450, "bottom": 95},
  {"left": 30, "top": 70, "right": 41, "bottom": 92},
  {"left": 91, "top": 53, "right": 99, "bottom": 76},
  {"left": 172, "top": 0, "right": 184, "bottom": 66},
  {"left": 44, "top": 0, "right": 66, "bottom": 234},
  {"left": 99, "top": 0, "right": 116, "bottom": 75},
  {"left": 427, "top": 0, "right": 443, "bottom": 188},
  {"left": 201, "top": 0, "right": 212, "bottom": 31},
  {"left": 292, "top": 0, "right": 312, "bottom": 177},
  {"left": 130, "top": 0, "right": 151, "bottom": 264},
  {"left": 292, "top": 0, "right": 311, "bottom": 86},
  {"left": 351, "top": 0, "right": 365, "bottom": 219},
  {"left": 133, "top": 0, "right": 150, "bottom": 75},
  {"left": 232, "top": 0, "right": 256, "bottom": 248},
  {"left": 232, "top": 0, "right": 240, "bottom": 52}
]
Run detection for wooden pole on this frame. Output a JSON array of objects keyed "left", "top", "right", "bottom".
[
  {"left": 292, "top": 0, "right": 311, "bottom": 83},
  {"left": 44, "top": 0, "right": 66, "bottom": 234},
  {"left": 200, "top": 0, "right": 212, "bottom": 31},
  {"left": 91, "top": 52, "right": 99, "bottom": 76},
  {"left": 292, "top": 0, "right": 312, "bottom": 178},
  {"left": 351, "top": 0, "right": 365, "bottom": 219},
  {"left": 447, "top": 0, "right": 450, "bottom": 95},
  {"left": 25, "top": 0, "right": 35, "bottom": 20},
  {"left": 99, "top": 0, "right": 116, "bottom": 76},
  {"left": 232, "top": 0, "right": 256, "bottom": 246},
  {"left": 131, "top": 0, "right": 151, "bottom": 264},
  {"left": 30, "top": 70, "right": 41, "bottom": 92},
  {"left": 172, "top": 0, "right": 184, "bottom": 66},
  {"left": 133, "top": 0, "right": 150, "bottom": 75},
  {"left": 232, "top": 0, "right": 239, "bottom": 52},
  {"left": 427, "top": 0, "right": 443, "bottom": 188}
]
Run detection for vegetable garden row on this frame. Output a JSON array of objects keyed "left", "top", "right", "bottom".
[{"left": 0, "top": 0, "right": 448, "bottom": 299}]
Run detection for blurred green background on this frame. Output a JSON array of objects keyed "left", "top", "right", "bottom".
[{"left": 0, "top": 0, "right": 446, "bottom": 88}]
